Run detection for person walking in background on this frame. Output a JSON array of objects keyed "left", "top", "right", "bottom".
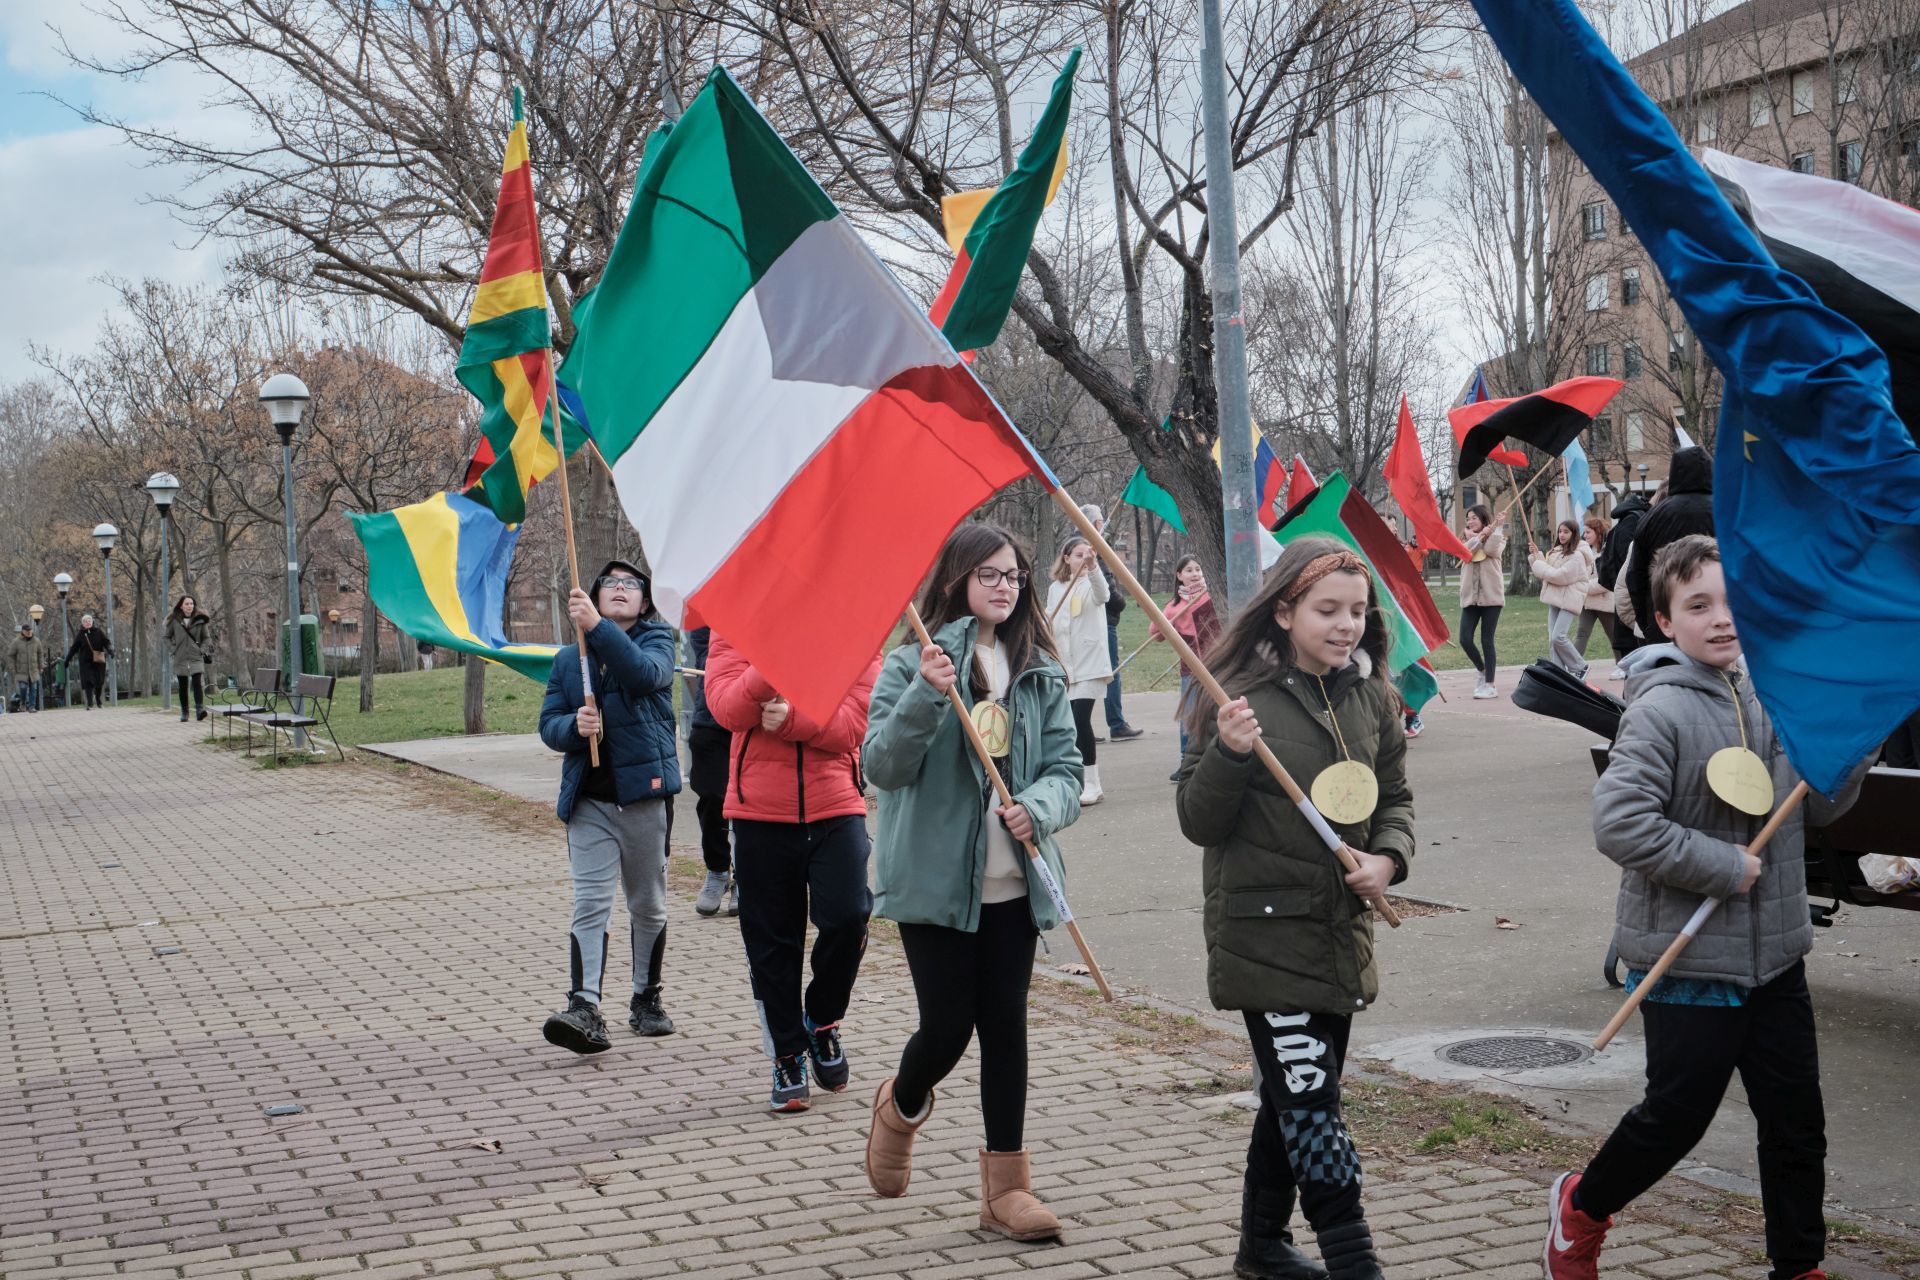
[
  {"left": 67, "top": 615, "right": 110, "bottom": 709},
  {"left": 1458, "top": 504, "right": 1507, "bottom": 699},
  {"left": 1529, "top": 520, "right": 1597, "bottom": 678},
  {"left": 164, "top": 596, "right": 213, "bottom": 723},
  {"left": 704, "top": 632, "right": 877, "bottom": 1114},
  {"left": 1574, "top": 516, "right": 1616, "bottom": 665},
  {"left": 1080, "top": 504, "right": 1143, "bottom": 744},
  {"left": 1150, "top": 555, "right": 1221, "bottom": 777},
  {"left": 536, "top": 561, "right": 681, "bottom": 1055},
  {"left": 1596, "top": 487, "right": 1651, "bottom": 673},
  {"left": 682, "top": 627, "right": 738, "bottom": 918},
  {"left": 1045, "top": 537, "right": 1113, "bottom": 806},
  {"left": 1624, "top": 446, "right": 1715, "bottom": 646},
  {"left": 1176, "top": 537, "right": 1413, "bottom": 1280},
  {"left": 9, "top": 623, "right": 44, "bottom": 712},
  {"left": 861, "top": 523, "right": 1082, "bottom": 1242}
]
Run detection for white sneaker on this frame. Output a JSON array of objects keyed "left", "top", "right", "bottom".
[
  {"left": 1608, "top": 668, "right": 1626, "bottom": 682},
  {"left": 1080, "top": 763, "right": 1104, "bottom": 806},
  {"left": 1472, "top": 682, "right": 1498, "bottom": 700}
]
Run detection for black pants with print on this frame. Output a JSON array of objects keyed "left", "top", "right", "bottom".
[
  {"left": 1577, "top": 962, "right": 1825, "bottom": 1278},
  {"left": 1243, "top": 1009, "right": 1365, "bottom": 1232}
]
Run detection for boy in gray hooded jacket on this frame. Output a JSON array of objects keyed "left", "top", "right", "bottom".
[{"left": 1543, "top": 535, "right": 1864, "bottom": 1280}]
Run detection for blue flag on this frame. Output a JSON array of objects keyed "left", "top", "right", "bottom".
[
  {"left": 1468, "top": 0, "right": 1920, "bottom": 795},
  {"left": 1563, "top": 438, "right": 1594, "bottom": 517}
]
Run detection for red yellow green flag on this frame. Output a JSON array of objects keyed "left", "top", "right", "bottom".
[{"left": 457, "top": 87, "right": 558, "bottom": 525}]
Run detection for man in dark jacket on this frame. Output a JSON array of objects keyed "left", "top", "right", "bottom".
[
  {"left": 1625, "top": 446, "right": 1714, "bottom": 645},
  {"left": 536, "top": 559, "right": 683, "bottom": 1054},
  {"left": 1596, "top": 489, "right": 1651, "bottom": 662},
  {"left": 682, "top": 627, "right": 738, "bottom": 916}
]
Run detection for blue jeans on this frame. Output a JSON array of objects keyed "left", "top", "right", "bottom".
[
  {"left": 1104, "top": 624, "right": 1128, "bottom": 730},
  {"left": 16, "top": 680, "right": 38, "bottom": 711}
]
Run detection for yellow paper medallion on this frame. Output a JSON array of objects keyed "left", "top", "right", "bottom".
[
  {"left": 1707, "top": 746, "right": 1772, "bottom": 816},
  {"left": 971, "top": 700, "right": 1012, "bottom": 758},
  {"left": 1311, "top": 760, "right": 1379, "bottom": 825},
  {"left": 1471, "top": 549, "right": 1487, "bottom": 563},
  {"left": 1069, "top": 593, "right": 1084, "bottom": 619}
]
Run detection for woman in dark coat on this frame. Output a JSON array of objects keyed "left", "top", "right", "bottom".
[{"left": 1624, "top": 446, "right": 1715, "bottom": 643}]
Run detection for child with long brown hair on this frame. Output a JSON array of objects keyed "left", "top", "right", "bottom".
[
  {"left": 862, "top": 522, "right": 1083, "bottom": 1242},
  {"left": 1530, "top": 518, "right": 1597, "bottom": 677},
  {"left": 1176, "top": 536, "right": 1414, "bottom": 1280},
  {"left": 1045, "top": 536, "right": 1113, "bottom": 804}
]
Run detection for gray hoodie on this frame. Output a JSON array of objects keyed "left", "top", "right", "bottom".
[{"left": 1592, "top": 645, "right": 1865, "bottom": 986}]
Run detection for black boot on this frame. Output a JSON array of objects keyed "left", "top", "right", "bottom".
[
  {"left": 1316, "top": 1220, "right": 1382, "bottom": 1280},
  {"left": 1235, "top": 1182, "right": 1331, "bottom": 1280}
]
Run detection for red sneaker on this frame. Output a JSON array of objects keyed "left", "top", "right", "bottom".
[
  {"left": 1786, "top": 1272, "right": 1828, "bottom": 1280},
  {"left": 1543, "top": 1172, "right": 1612, "bottom": 1280}
]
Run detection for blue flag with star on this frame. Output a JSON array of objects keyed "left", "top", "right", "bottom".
[{"left": 1468, "top": 0, "right": 1920, "bottom": 796}]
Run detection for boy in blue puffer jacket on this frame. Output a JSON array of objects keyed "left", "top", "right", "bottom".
[{"left": 537, "top": 559, "right": 683, "bottom": 1054}]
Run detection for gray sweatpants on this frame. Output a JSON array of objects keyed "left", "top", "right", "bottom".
[{"left": 567, "top": 796, "right": 670, "bottom": 1005}]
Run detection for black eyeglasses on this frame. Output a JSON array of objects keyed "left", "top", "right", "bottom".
[
  {"left": 973, "top": 568, "right": 1030, "bottom": 589},
  {"left": 596, "top": 576, "right": 645, "bottom": 592}
]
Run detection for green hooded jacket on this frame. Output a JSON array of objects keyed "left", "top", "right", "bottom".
[
  {"left": 864, "top": 615, "right": 1083, "bottom": 932},
  {"left": 1176, "top": 653, "right": 1415, "bottom": 1014}
]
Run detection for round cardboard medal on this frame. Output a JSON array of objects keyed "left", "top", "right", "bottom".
[
  {"left": 971, "top": 700, "right": 1011, "bottom": 758},
  {"left": 1707, "top": 746, "right": 1772, "bottom": 816},
  {"left": 1311, "top": 760, "right": 1379, "bottom": 825},
  {"left": 1471, "top": 549, "right": 1487, "bottom": 563}
]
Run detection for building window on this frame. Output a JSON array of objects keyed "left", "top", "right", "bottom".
[
  {"left": 1669, "top": 332, "right": 1686, "bottom": 373},
  {"left": 1582, "top": 201, "right": 1607, "bottom": 240},
  {"left": 1790, "top": 151, "right": 1816, "bottom": 174},
  {"left": 1627, "top": 411, "right": 1647, "bottom": 453},
  {"left": 1749, "top": 84, "right": 1773, "bottom": 126},
  {"left": 1622, "top": 267, "right": 1642, "bottom": 305},
  {"left": 1792, "top": 69, "right": 1814, "bottom": 115},
  {"left": 1840, "top": 139, "right": 1864, "bottom": 183},
  {"left": 1585, "top": 273, "right": 1609, "bottom": 311},
  {"left": 1696, "top": 110, "right": 1717, "bottom": 143},
  {"left": 1623, "top": 341, "right": 1643, "bottom": 379},
  {"left": 1838, "top": 60, "right": 1859, "bottom": 105},
  {"left": 1591, "top": 415, "right": 1615, "bottom": 454},
  {"left": 1586, "top": 343, "right": 1611, "bottom": 376}
]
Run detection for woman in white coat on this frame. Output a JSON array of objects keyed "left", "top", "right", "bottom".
[
  {"left": 1528, "top": 520, "right": 1597, "bottom": 678},
  {"left": 1045, "top": 538, "right": 1112, "bottom": 804}
]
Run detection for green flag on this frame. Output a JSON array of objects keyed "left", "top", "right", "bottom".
[{"left": 1120, "top": 465, "right": 1186, "bottom": 533}]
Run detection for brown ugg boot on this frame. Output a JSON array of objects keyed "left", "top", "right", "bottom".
[
  {"left": 864, "top": 1078, "right": 933, "bottom": 1197},
  {"left": 978, "top": 1149, "right": 1062, "bottom": 1241}
]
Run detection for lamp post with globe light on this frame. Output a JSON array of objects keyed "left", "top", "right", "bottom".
[
  {"left": 260, "top": 373, "right": 311, "bottom": 748},
  {"left": 146, "top": 471, "right": 181, "bottom": 709},
  {"left": 53, "top": 573, "right": 71, "bottom": 706},
  {"left": 92, "top": 523, "right": 120, "bottom": 706}
]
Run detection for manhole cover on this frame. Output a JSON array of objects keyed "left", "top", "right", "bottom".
[{"left": 1438, "top": 1036, "right": 1589, "bottom": 1070}]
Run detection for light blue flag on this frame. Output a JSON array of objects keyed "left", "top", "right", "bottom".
[{"left": 1563, "top": 438, "right": 1595, "bottom": 517}]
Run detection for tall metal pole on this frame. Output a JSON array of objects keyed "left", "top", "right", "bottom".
[
  {"left": 103, "top": 553, "right": 119, "bottom": 706},
  {"left": 156, "top": 510, "right": 173, "bottom": 711},
  {"left": 1197, "top": 0, "right": 1261, "bottom": 615},
  {"left": 281, "top": 438, "right": 309, "bottom": 750},
  {"left": 58, "top": 597, "right": 70, "bottom": 708}
]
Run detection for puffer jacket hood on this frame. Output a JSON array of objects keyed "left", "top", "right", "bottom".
[{"left": 1667, "top": 446, "right": 1713, "bottom": 496}]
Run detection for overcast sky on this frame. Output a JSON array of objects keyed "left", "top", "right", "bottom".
[{"left": 0, "top": 2, "right": 229, "bottom": 383}]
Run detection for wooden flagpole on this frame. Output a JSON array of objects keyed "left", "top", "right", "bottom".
[
  {"left": 1501, "top": 462, "right": 1543, "bottom": 546},
  {"left": 1592, "top": 781, "right": 1809, "bottom": 1050},
  {"left": 904, "top": 606, "right": 1115, "bottom": 1000},
  {"left": 1051, "top": 489, "right": 1402, "bottom": 927}
]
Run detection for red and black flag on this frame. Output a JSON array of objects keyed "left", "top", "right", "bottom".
[{"left": 1448, "top": 375, "right": 1623, "bottom": 477}]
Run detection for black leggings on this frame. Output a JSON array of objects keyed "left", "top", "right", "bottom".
[
  {"left": 1070, "top": 697, "right": 1097, "bottom": 767},
  {"left": 176, "top": 673, "right": 204, "bottom": 713},
  {"left": 81, "top": 666, "right": 105, "bottom": 707},
  {"left": 1459, "top": 604, "right": 1502, "bottom": 682},
  {"left": 893, "top": 899, "right": 1038, "bottom": 1151},
  {"left": 1577, "top": 962, "right": 1825, "bottom": 1277}
]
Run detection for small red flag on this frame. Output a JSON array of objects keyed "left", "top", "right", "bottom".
[{"left": 1383, "top": 395, "right": 1475, "bottom": 563}]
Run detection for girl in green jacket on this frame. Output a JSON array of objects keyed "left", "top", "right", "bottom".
[
  {"left": 861, "top": 522, "right": 1082, "bottom": 1244},
  {"left": 1176, "top": 537, "right": 1415, "bottom": 1280}
]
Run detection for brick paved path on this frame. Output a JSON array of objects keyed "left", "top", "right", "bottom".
[{"left": 0, "top": 710, "right": 1879, "bottom": 1279}]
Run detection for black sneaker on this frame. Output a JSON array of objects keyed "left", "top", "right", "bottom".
[
  {"left": 805, "top": 1016, "right": 850, "bottom": 1092},
  {"left": 1110, "top": 723, "right": 1144, "bottom": 741},
  {"left": 196, "top": 708, "right": 207, "bottom": 722},
  {"left": 542, "top": 995, "right": 611, "bottom": 1055},
  {"left": 629, "top": 987, "right": 675, "bottom": 1037},
  {"left": 770, "top": 1053, "right": 810, "bottom": 1112}
]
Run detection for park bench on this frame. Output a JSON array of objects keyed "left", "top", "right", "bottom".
[
  {"left": 238, "top": 672, "right": 341, "bottom": 763},
  {"left": 1589, "top": 745, "right": 1920, "bottom": 986},
  {"left": 209, "top": 667, "right": 279, "bottom": 743}
]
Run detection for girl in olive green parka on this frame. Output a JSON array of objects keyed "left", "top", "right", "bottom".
[
  {"left": 1175, "top": 537, "right": 1415, "bottom": 1280},
  {"left": 861, "top": 523, "right": 1082, "bottom": 1244}
]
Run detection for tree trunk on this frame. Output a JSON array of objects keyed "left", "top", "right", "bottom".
[
  {"left": 359, "top": 579, "right": 378, "bottom": 713},
  {"left": 213, "top": 507, "right": 239, "bottom": 689},
  {"left": 463, "top": 654, "right": 486, "bottom": 735},
  {"left": 580, "top": 454, "right": 617, "bottom": 580}
]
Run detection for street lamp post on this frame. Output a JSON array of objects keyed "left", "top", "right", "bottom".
[
  {"left": 146, "top": 471, "right": 181, "bottom": 710},
  {"left": 92, "top": 523, "right": 120, "bottom": 706},
  {"left": 53, "top": 573, "right": 71, "bottom": 707},
  {"left": 260, "top": 373, "right": 311, "bottom": 750},
  {"left": 26, "top": 604, "right": 44, "bottom": 711}
]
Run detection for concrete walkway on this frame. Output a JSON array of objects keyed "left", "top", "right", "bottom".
[{"left": 3, "top": 705, "right": 1912, "bottom": 1279}]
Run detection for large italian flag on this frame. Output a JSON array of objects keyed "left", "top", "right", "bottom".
[{"left": 561, "top": 69, "right": 1051, "bottom": 722}]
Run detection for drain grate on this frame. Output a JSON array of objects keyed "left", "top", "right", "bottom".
[{"left": 1438, "top": 1036, "right": 1589, "bottom": 1071}]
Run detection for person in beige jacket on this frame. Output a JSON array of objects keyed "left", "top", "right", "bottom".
[
  {"left": 1529, "top": 520, "right": 1596, "bottom": 678},
  {"left": 1458, "top": 505, "right": 1507, "bottom": 699}
]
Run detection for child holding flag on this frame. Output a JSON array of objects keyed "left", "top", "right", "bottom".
[
  {"left": 1045, "top": 537, "right": 1112, "bottom": 805},
  {"left": 1176, "top": 536, "right": 1413, "bottom": 1280},
  {"left": 861, "top": 523, "right": 1082, "bottom": 1243},
  {"left": 1544, "top": 535, "right": 1865, "bottom": 1280}
]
